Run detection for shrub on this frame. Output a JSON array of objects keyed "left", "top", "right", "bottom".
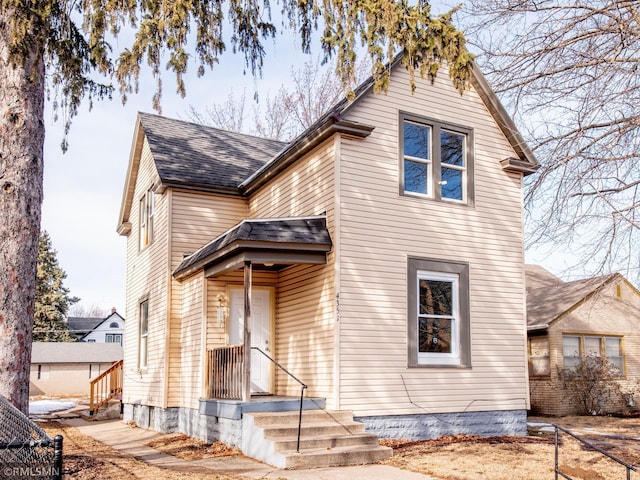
[{"left": 560, "top": 354, "right": 623, "bottom": 415}]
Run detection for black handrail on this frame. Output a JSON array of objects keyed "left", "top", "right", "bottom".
[
  {"left": 251, "top": 347, "right": 307, "bottom": 453},
  {"left": 554, "top": 424, "right": 637, "bottom": 480}
]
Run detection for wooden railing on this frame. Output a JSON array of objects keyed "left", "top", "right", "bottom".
[
  {"left": 89, "top": 359, "right": 123, "bottom": 415},
  {"left": 206, "top": 345, "right": 244, "bottom": 400}
]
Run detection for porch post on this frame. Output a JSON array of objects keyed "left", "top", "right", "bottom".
[{"left": 242, "top": 261, "right": 252, "bottom": 402}]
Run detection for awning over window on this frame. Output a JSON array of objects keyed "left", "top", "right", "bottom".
[{"left": 173, "top": 216, "right": 332, "bottom": 280}]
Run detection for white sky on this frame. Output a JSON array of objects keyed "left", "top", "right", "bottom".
[
  {"left": 40, "top": 19, "right": 584, "bottom": 316},
  {"left": 42, "top": 38, "right": 309, "bottom": 314}
]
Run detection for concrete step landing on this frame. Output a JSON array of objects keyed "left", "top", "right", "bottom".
[{"left": 242, "top": 409, "right": 392, "bottom": 469}]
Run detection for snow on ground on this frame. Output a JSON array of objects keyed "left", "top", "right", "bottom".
[{"left": 29, "top": 399, "right": 78, "bottom": 415}]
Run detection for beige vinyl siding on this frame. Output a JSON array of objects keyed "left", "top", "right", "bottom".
[
  {"left": 248, "top": 140, "right": 337, "bottom": 405},
  {"left": 205, "top": 271, "right": 279, "bottom": 351},
  {"left": 531, "top": 280, "right": 640, "bottom": 415},
  {"left": 335, "top": 66, "right": 529, "bottom": 416},
  {"left": 167, "top": 273, "right": 203, "bottom": 409},
  {"left": 167, "top": 190, "right": 249, "bottom": 408},
  {"left": 122, "top": 138, "right": 168, "bottom": 407}
]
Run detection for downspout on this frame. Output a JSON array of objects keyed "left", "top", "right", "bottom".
[
  {"left": 243, "top": 261, "right": 252, "bottom": 402},
  {"left": 333, "top": 135, "right": 341, "bottom": 410},
  {"left": 200, "top": 275, "right": 208, "bottom": 398},
  {"left": 518, "top": 176, "right": 531, "bottom": 411},
  {"left": 163, "top": 189, "right": 173, "bottom": 410}
]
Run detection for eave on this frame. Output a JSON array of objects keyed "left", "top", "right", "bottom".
[{"left": 239, "top": 117, "right": 375, "bottom": 196}]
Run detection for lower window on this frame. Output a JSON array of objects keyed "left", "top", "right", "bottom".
[
  {"left": 408, "top": 258, "right": 470, "bottom": 367},
  {"left": 563, "top": 334, "right": 624, "bottom": 376},
  {"left": 139, "top": 300, "right": 149, "bottom": 369}
]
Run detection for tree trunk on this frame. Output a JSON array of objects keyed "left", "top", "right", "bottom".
[{"left": 0, "top": 17, "right": 46, "bottom": 414}]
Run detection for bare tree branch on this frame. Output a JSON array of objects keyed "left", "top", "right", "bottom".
[{"left": 461, "top": 0, "right": 640, "bottom": 281}]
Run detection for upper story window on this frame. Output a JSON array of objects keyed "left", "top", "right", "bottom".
[
  {"left": 408, "top": 257, "right": 471, "bottom": 368},
  {"left": 139, "top": 188, "right": 154, "bottom": 251},
  {"left": 400, "top": 113, "right": 474, "bottom": 204},
  {"left": 109, "top": 322, "right": 119, "bottom": 328},
  {"left": 105, "top": 333, "right": 123, "bottom": 345}
]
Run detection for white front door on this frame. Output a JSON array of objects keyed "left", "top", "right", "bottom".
[{"left": 229, "top": 288, "right": 272, "bottom": 394}]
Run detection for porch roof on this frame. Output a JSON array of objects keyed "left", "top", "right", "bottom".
[{"left": 173, "top": 216, "right": 332, "bottom": 280}]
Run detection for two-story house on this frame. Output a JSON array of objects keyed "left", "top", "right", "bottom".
[
  {"left": 68, "top": 309, "right": 125, "bottom": 345},
  {"left": 117, "top": 58, "right": 538, "bottom": 467}
]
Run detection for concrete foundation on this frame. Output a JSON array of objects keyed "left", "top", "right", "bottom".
[
  {"left": 355, "top": 409, "right": 528, "bottom": 439},
  {"left": 124, "top": 402, "right": 527, "bottom": 446}
]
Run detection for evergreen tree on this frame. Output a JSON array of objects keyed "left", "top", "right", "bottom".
[
  {"left": 0, "top": 0, "right": 472, "bottom": 414},
  {"left": 33, "top": 232, "right": 79, "bottom": 342}
]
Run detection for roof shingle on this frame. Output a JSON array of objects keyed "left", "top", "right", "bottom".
[{"left": 139, "top": 113, "right": 286, "bottom": 191}]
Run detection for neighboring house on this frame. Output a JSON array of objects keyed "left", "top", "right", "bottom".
[
  {"left": 67, "top": 309, "right": 125, "bottom": 345},
  {"left": 526, "top": 265, "right": 640, "bottom": 416},
  {"left": 117, "top": 58, "right": 539, "bottom": 448},
  {"left": 29, "top": 342, "right": 123, "bottom": 396}
]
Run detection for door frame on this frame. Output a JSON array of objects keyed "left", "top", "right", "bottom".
[{"left": 227, "top": 285, "right": 275, "bottom": 394}]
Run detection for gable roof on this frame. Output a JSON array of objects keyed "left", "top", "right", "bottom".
[
  {"left": 239, "top": 59, "right": 539, "bottom": 196},
  {"left": 67, "top": 317, "right": 104, "bottom": 339},
  {"left": 526, "top": 266, "right": 619, "bottom": 330},
  {"left": 174, "top": 216, "right": 332, "bottom": 280},
  {"left": 31, "top": 342, "right": 123, "bottom": 364},
  {"left": 117, "top": 57, "right": 539, "bottom": 233},
  {"left": 67, "top": 311, "right": 125, "bottom": 340},
  {"left": 525, "top": 264, "right": 563, "bottom": 291},
  {"left": 140, "top": 113, "right": 286, "bottom": 192}
]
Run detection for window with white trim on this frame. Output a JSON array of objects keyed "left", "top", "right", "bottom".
[
  {"left": 139, "top": 188, "right": 154, "bottom": 250},
  {"left": 139, "top": 300, "right": 149, "bottom": 369},
  {"left": 105, "top": 333, "right": 123, "bottom": 345},
  {"left": 401, "top": 113, "right": 473, "bottom": 204},
  {"left": 408, "top": 258, "right": 471, "bottom": 367}
]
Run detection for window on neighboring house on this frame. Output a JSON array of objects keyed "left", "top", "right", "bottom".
[
  {"left": 408, "top": 258, "right": 471, "bottom": 367},
  {"left": 528, "top": 336, "right": 551, "bottom": 377},
  {"left": 37, "top": 365, "right": 49, "bottom": 380},
  {"left": 106, "top": 333, "right": 123, "bottom": 345},
  {"left": 400, "top": 114, "right": 474, "bottom": 204},
  {"left": 109, "top": 322, "right": 119, "bottom": 328},
  {"left": 139, "top": 300, "right": 149, "bottom": 369},
  {"left": 563, "top": 335, "right": 624, "bottom": 376},
  {"left": 139, "top": 188, "right": 155, "bottom": 250}
]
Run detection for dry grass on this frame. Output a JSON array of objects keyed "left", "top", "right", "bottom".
[
  {"left": 145, "top": 433, "right": 243, "bottom": 461},
  {"left": 38, "top": 421, "right": 243, "bottom": 479},
  {"left": 38, "top": 415, "right": 640, "bottom": 480},
  {"left": 383, "top": 416, "right": 640, "bottom": 480}
]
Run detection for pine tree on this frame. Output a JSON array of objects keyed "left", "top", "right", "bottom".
[
  {"left": 33, "top": 232, "right": 79, "bottom": 342},
  {"left": 0, "top": 0, "right": 473, "bottom": 414}
]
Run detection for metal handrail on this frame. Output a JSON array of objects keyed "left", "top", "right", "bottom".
[
  {"left": 251, "top": 347, "right": 307, "bottom": 453},
  {"left": 554, "top": 424, "right": 637, "bottom": 480}
]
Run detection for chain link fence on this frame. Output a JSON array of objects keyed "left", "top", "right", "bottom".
[{"left": 0, "top": 395, "right": 62, "bottom": 480}]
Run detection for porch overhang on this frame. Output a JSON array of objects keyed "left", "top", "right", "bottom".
[{"left": 173, "top": 215, "right": 332, "bottom": 280}]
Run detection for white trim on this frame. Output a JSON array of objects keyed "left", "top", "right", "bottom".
[{"left": 416, "top": 270, "right": 460, "bottom": 366}]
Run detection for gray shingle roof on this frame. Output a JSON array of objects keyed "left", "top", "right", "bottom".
[
  {"left": 67, "top": 317, "right": 103, "bottom": 338},
  {"left": 31, "top": 342, "right": 123, "bottom": 364},
  {"left": 174, "top": 216, "right": 332, "bottom": 277},
  {"left": 526, "top": 266, "right": 618, "bottom": 329},
  {"left": 139, "top": 113, "right": 287, "bottom": 191}
]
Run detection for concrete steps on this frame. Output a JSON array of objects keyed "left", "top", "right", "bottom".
[{"left": 242, "top": 409, "right": 392, "bottom": 469}]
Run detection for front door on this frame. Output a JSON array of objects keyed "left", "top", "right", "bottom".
[{"left": 229, "top": 288, "right": 272, "bottom": 394}]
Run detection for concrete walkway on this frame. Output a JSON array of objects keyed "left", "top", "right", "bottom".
[{"left": 62, "top": 418, "right": 441, "bottom": 480}]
